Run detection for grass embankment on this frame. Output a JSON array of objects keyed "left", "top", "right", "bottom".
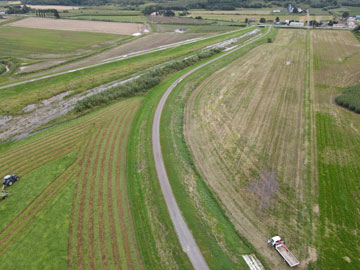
[
  {"left": 310, "top": 30, "right": 360, "bottom": 270},
  {"left": 0, "top": 98, "right": 143, "bottom": 269},
  {"left": 335, "top": 82, "right": 360, "bottom": 113},
  {"left": 127, "top": 27, "right": 275, "bottom": 269},
  {"left": 0, "top": 27, "right": 255, "bottom": 115},
  {"left": 68, "top": 15, "right": 147, "bottom": 23}
]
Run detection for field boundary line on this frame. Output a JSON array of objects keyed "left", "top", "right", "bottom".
[{"left": 152, "top": 26, "right": 271, "bottom": 270}]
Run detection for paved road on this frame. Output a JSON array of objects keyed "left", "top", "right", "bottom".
[
  {"left": 152, "top": 27, "right": 271, "bottom": 270},
  {"left": 0, "top": 26, "right": 254, "bottom": 91}
]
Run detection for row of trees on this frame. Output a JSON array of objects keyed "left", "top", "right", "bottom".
[{"left": 35, "top": 9, "right": 60, "bottom": 18}]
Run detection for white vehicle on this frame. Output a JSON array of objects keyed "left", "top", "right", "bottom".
[{"left": 268, "top": 236, "right": 299, "bottom": 267}]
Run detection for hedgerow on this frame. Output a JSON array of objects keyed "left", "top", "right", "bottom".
[
  {"left": 74, "top": 48, "right": 222, "bottom": 112},
  {"left": 335, "top": 82, "right": 360, "bottom": 113}
]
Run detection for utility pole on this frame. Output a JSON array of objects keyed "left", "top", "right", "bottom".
[{"left": 307, "top": 9, "right": 310, "bottom": 28}]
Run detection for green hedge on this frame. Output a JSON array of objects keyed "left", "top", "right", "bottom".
[{"left": 335, "top": 82, "right": 360, "bottom": 113}]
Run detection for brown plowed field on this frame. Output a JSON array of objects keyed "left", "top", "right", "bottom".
[{"left": 9, "top": 17, "right": 149, "bottom": 35}]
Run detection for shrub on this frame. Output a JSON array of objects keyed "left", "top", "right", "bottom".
[{"left": 335, "top": 83, "right": 360, "bottom": 113}]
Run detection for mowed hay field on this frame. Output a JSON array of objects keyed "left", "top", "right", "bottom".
[
  {"left": 311, "top": 30, "right": 360, "bottom": 269},
  {"left": 0, "top": 98, "right": 143, "bottom": 269},
  {"left": 185, "top": 29, "right": 309, "bottom": 270},
  {"left": 185, "top": 28, "right": 360, "bottom": 270},
  {"left": 0, "top": 26, "right": 124, "bottom": 58},
  {"left": 8, "top": 17, "right": 150, "bottom": 35}
]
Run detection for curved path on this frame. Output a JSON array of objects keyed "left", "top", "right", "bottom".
[{"left": 152, "top": 26, "right": 271, "bottom": 269}]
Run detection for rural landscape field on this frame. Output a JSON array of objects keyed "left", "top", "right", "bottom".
[{"left": 0, "top": 0, "right": 359, "bottom": 269}]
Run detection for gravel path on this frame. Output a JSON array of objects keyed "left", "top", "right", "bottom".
[{"left": 152, "top": 26, "right": 270, "bottom": 269}]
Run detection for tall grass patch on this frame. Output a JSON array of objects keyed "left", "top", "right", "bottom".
[{"left": 335, "top": 82, "right": 360, "bottom": 113}]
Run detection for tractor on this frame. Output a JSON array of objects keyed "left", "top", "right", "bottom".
[{"left": 3, "top": 174, "right": 20, "bottom": 186}]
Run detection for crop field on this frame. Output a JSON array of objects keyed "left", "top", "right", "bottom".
[
  {"left": 154, "top": 23, "right": 239, "bottom": 33},
  {"left": 189, "top": 8, "right": 273, "bottom": 15},
  {"left": 185, "top": 29, "right": 309, "bottom": 270},
  {"left": 8, "top": 17, "right": 149, "bottom": 35},
  {"left": 0, "top": 26, "right": 124, "bottom": 58},
  {"left": 182, "top": 28, "right": 360, "bottom": 270},
  {"left": 26, "top": 4, "right": 80, "bottom": 10},
  {"left": 311, "top": 30, "right": 360, "bottom": 270},
  {"left": 0, "top": 98, "right": 144, "bottom": 268}
]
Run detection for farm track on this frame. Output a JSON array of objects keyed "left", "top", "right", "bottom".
[
  {"left": 152, "top": 28, "right": 270, "bottom": 270},
  {"left": 0, "top": 99, "right": 142, "bottom": 269}
]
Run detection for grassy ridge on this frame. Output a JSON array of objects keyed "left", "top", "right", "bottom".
[
  {"left": 0, "top": 27, "right": 255, "bottom": 115},
  {"left": 335, "top": 82, "right": 360, "bottom": 113},
  {"left": 127, "top": 27, "right": 275, "bottom": 269}
]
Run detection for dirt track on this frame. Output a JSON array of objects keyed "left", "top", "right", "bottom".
[
  {"left": 9, "top": 17, "right": 149, "bottom": 35},
  {"left": 152, "top": 28, "right": 268, "bottom": 270}
]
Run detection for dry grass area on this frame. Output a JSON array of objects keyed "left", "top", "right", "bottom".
[
  {"left": 8, "top": 17, "right": 150, "bottom": 35},
  {"left": 185, "top": 29, "right": 310, "bottom": 269},
  {"left": 189, "top": 9, "right": 272, "bottom": 15},
  {"left": 26, "top": 5, "right": 80, "bottom": 10}
]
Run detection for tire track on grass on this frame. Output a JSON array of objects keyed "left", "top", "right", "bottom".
[{"left": 152, "top": 27, "right": 271, "bottom": 270}]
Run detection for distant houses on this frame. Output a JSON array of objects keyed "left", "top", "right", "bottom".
[{"left": 289, "top": 21, "right": 304, "bottom": 27}]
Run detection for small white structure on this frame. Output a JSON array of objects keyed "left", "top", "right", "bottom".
[
  {"left": 273, "top": 10, "right": 281, "bottom": 13},
  {"left": 0, "top": 10, "right": 5, "bottom": 15},
  {"left": 290, "top": 21, "right": 304, "bottom": 27}
]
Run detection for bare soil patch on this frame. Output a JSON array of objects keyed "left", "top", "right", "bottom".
[
  {"left": 8, "top": 17, "right": 150, "bottom": 35},
  {"left": 26, "top": 5, "right": 80, "bottom": 10}
]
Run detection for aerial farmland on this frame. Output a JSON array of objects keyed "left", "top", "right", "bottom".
[{"left": 0, "top": 1, "right": 359, "bottom": 269}]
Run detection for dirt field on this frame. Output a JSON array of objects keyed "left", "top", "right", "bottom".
[
  {"left": 148, "top": 15, "right": 206, "bottom": 24},
  {"left": 8, "top": 17, "right": 150, "bottom": 35},
  {"left": 26, "top": 5, "right": 80, "bottom": 10},
  {"left": 185, "top": 29, "right": 309, "bottom": 269}
]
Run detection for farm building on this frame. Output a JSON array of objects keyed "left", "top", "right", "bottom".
[
  {"left": 348, "top": 22, "right": 356, "bottom": 29},
  {"left": 0, "top": 10, "right": 5, "bottom": 15},
  {"left": 273, "top": 10, "right": 281, "bottom": 13},
  {"left": 356, "top": 15, "right": 360, "bottom": 19},
  {"left": 289, "top": 21, "right": 304, "bottom": 26},
  {"left": 249, "top": 17, "right": 256, "bottom": 22},
  {"left": 333, "top": 23, "right": 346, "bottom": 28}
]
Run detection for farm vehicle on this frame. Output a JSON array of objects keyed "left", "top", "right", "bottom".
[
  {"left": 268, "top": 236, "right": 299, "bottom": 267},
  {"left": 3, "top": 174, "right": 20, "bottom": 186}
]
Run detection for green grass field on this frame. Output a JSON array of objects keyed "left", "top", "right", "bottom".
[
  {"left": 155, "top": 23, "right": 240, "bottom": 33},
  {"left": 0, "top": 26, "right": 124, "bottom": 58},
  {"left": 0, "top": 98, "right": 144, "bottom": 269}
]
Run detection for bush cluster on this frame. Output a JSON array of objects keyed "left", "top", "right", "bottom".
[
  {"left": 335, "top": 83, "right": 360, "bottom": 113},
  {"left": 75, "top": 48, "right": 221, "bottom": 112}
]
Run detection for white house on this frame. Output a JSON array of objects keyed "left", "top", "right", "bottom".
[{"left": 290, "top": 21, "right": 304, "bottom": 27}]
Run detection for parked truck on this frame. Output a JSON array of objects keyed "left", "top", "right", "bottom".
[{"left": 268, "top": 236, "right": 299, "bottom": 267}]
